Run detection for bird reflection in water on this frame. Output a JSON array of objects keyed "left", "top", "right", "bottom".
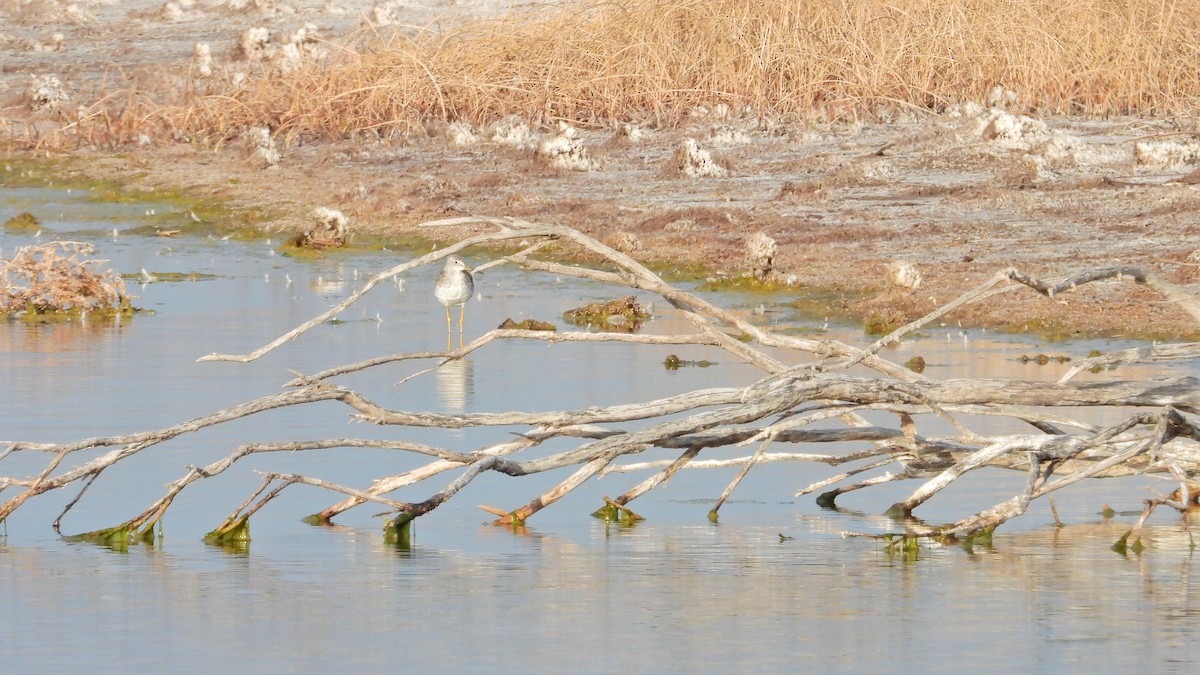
[{"left": 435, "top": 357, "right": 474, "bottom": 413}]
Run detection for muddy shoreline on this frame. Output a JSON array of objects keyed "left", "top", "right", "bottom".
[{"left": 4, "top": 0, "right": 1200, "bottom": 340}]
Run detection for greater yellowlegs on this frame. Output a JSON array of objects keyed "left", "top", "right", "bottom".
[{"left": 434, "top": 255, "right": 473, "bottom": 350}]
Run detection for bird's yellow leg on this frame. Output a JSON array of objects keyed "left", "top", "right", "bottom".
[
  {"left": 445, "top": 306, "right": 453, "bottom": 351},
  {"left": 457, "top": 305, "right": 467, "bottom": 349}
]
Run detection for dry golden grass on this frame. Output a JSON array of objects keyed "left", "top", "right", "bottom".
[
  {"left": 1, "top": 241, "right": 130, "bottom": 315},
  {"left": 53, "top": 0, "right": 1200, "bottom": 143}
]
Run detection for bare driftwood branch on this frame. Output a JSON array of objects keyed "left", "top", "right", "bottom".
[
  {"left": 6, "top": 217, "right": 1200, "bottom": 547},
  {"left": 1059, "top": 342, "right": 1200, "bottom": 383}
]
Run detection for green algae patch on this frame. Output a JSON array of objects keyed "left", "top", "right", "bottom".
[
  {"left": 883, "top": 533, "right": 923, "bottom": 561},
  {"left": 786, "top": 286, "right": 866, "bottom": 325},
  {"left": 3, "top": 212, "right": 42, "bottom": 233},
  {"left": 815, "top": 490, "right": 840, "bottom": 509},
  {"left": 864, "top": 308, "right": 908, "bottom": 335},
  {"left": 1, "top": 157, "right": 278, "bottom": 241},
  {"left": 645, "top": 261, "right": 710, "bottom": 284},
  {"left": 122, "top": 207, "right": 274, "bottom": 240},
  {"left": 699, "top": 274, "right": 796, "bottom": 293},
  {"left": 7, "top": 302, "right": 137, "bottom": 322},
  {"left": 998, "top": 317, "right": 1085, "bottom": 342},
  {"left": 1111, "top": 529, "right": 1144, "bottom": 556},
  {"left": 121, "top": 271, "right": 220, "bottom": 283},
  {"left": 499, "top": 317, "right": 557, "bottom": 331},
  {"left": 64, "top": 520, "right": 157, "bottom": 551},
  {"left": 591, "top": 499, "right": 644, "bottom": 524},
  {"left": 275, "top": 232, "right": 436, "bottom": 262},
  {"left": 205, "top": 514, "right": 250, "bottom": 546},
  {"left": 277, "top": 239, "right": 333, "bottom": 259},
  {"left": 957, "top": 527, "right": 994, "bottom": 553},
  {"left": 563, "top": 295, "right": 649, "bottom": 332},
  {"left": 81, "top": 182, "right": 255, "bottom": 236},
  {"left": 0, "top": 158, "right": 82, "bottom": 188},
  {"left": 999, "top": 316, "right": 1200, "bottom": 343},
  {"left": 384, "top": 513, "right": 415, "bottom": 548},
  {"left": 67, "top": 524, "right": 135, "bottom": 549}
]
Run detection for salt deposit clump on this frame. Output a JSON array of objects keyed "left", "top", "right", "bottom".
[
  {"left": 1040, "top": 135, "right": 1085, "bottom": 165},
  {"left": 745, "top": 232, "right": 777, "bottom": 279},
  {"left": 27, "top": 75, "right": 69, "bottom": 112},
  {"left": 538, "top": 124, "right": 598, "bottom": 171},
  {"left": 367, "top": 1, "right": 412, "bottom": 27},
  {"left": 1134, "top": 138, "right": 1200, "bottom": 167},
  {"left": 314, "top": 207, "right": 347, "bottom": 226},
  {"left": 691, "top": 102, "right": 732, "bottom": 120},
  {"left": 33, "top": 34, "right": 66, "bottom": 52},
  {"left": 274, "top": 23, "right": 325, "bottom": 73},
  {"left": 978, "top": 110, "right": 1051, "bottom": 150},
  {"left": 607, "top": 231, "right": 644, "bottom": 255},
  {"left": 232, "top": 23, "right": 325, "bottom": 72},
  {"left": 446, "top": 122, "right": 480, "bottom": 146},
  {"left": 945, "top": 101, "right": 985, "bottom": 119},
  {"left": 292, "top": 207, "right": 349, "bottom": 248},
  {"left": 235, "top": 27, "right": 271, "bottom": 60},
  {"left": 708, "top": 125, "right": 752, "bottom": 147},
  {"left": 855, "top": 158, "right": 895, "bottom": 182},
  {"left": 1038, "top": 134, "right": 1128, "bottom": 168},
  {"left": 159, "top": 1, "right": 197, "bottom": 22},
  {"left": 244, "top": 126, "right": 280, "bottom": 167},
  {"left": 788, "top": 129, "right": 822, "bottom": 144},
  {"left": 193, "top": 42, "right": 213, "bottom": 78},
  {"left": 490, "top": 116, "right": 536, "bottom": 149},
  {"left": 226, "top": 0, "right": 296, "bottom": 17},
  {"left": 611, "top": 123, "right": 650, "bottom": 144},
  {"left": 886, "top": 260, "right": 922, "bottom": 291},
  {"left": 673, "top": 138, "right": 728, "bottom": 178},
  {"left": 287, "top": 24, "right": 323, "bottom": 53},
  {"left": 985, "top": 85, "right": 1019, "bottom": 109},
  {"left": 948, "top": 104, "right": 1126, "bottom": 168}
]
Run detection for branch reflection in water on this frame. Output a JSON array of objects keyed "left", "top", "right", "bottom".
[{"left": 435, "top": 357, "right": 474, "bottom": 414}]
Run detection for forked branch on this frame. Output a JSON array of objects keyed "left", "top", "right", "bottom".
[{"left": 5, "top": 218, "right": 1200, "bottom": 546}]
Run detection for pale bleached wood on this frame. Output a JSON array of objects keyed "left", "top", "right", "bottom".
[
  {"left": 1059, "top": 342, "right": 1200, "bottom": 383},
  {"left": 284, "top": 328, "right": 724, "bottom": 386},
  {"left": 7, "top": 216, "right": 1200, "bottom": 540}
]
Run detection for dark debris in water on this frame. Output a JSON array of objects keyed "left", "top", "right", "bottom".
[
  {"left": 664, "top": 354, "right": 717, "bottom": 370},
  {"left": 1017, "top": 353, "right": 1072, "bottom": 365},
  {"left": 563, "top": 295, "right": 649, "bottom": 333}
]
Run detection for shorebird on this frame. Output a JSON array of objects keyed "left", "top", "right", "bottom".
[{"left": 434, "top": 255, "right": 473, "bottom": 350}]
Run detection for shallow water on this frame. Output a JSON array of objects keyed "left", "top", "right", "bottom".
[{"left": 2, "top": 186, "right": 1196, "bottom": 672}]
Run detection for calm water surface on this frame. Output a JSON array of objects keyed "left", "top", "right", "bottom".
[{"left": 1, "top": 186, "right": 1196, "bottom": 672}]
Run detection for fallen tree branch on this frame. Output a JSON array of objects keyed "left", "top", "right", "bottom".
[{"left": 5, "top": 218, "right": 1200, "bottom": 549}]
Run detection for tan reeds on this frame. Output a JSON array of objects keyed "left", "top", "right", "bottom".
[{"left": 86, "top": 0, "right": 1200, "bottom": 142}]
